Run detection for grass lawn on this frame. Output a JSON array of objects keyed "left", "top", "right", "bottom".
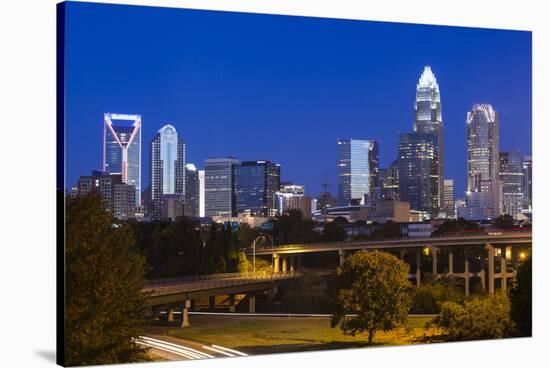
[{"left": 158, "top": 315, "right": 442, "bottom": 355}]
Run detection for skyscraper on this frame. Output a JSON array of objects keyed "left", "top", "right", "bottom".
[
  {"left": 378, "top": 159, "right": 400, "bottom": 201},
  {"left": 337, "top": 139, "right": 379, "bottom": 206},
  {"left": 77, "top": 170, "right": 136, "bottom": 220},
  {"left": 522, "top": 156, "right": 532, "bottom": 210},
  {"left": 397, "top": 132, "right": 438, "bottom": 216},
  {"left": 236, "top": 160, "right": 281, "bottom": 217},
  {"left": 184, "top": 163, "right": 200, "bottom": 218},
  {"left": 204, "top": 158, "right": 239, "bottom": 217},
  {"left": 103, "top": 113, "right": 141, "bottom": 205},
  {"left": 275, "top": 182, "right": 305, "bottom": 215},
  {"left": 460, "top": 104, "right": 500, "bottom": 220},
  {"left": 443, "top": 179, "right": 455, "bottom": 218},
  {"left": 150, "top": 124, "right": 186, "bottom": 219},
  {"left": 199, "top": 169, "right": 205, "bottom": 217},
  {"left": 413, "top": 66, "right": 444, "bottom": 212},
  {"left": 499, "top": 150, "right": 524, "bottom": 218}
]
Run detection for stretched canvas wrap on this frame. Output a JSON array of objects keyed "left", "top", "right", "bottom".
[{"left": 57, "top": 1, "right": 533, "bottom": 366}]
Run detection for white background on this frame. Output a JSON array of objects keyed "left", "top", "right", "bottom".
[{"left": 0, "top": 0, "right": 548, "bottom": 367}]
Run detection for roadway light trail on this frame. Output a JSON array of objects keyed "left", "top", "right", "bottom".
[
  {"left": 138, "top": 336, "right": 214, "bottom": 359},
  {"left": 135, "top": 340, "right": 197, "bottom": 360},
  {"left": 201, "top": 345, "right": 235, "bottom": 357},
  {"left": 211, "top": 344, "right": 248, "bottom": 357}
]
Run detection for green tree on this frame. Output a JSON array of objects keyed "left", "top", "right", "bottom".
[
  {"left": 494, "top": 214, "right": 515, "bottom": 229},
  {"left": 330, "top": 251, "right": 412, "bottom": 344},
  {"left": 431, "top": 293, "right": 513, "bottom": 340},
  {"left": 370, "top": 220, "right": 402, "bottom": 240},
  {"left": 322, "top": 221, "right": 347, "bottom": 242},
  {"left": 510, "top": 253, "right": 532, "bottom": 336},
  {"left": 66, "top": 195, "right": 149, "bottom": 366},
  {"left": 432, "top": 218, "right": 480, "bottom": 236}
]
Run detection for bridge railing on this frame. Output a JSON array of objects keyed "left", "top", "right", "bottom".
[
  {"left": 144, "top": 270, "right": 297, "bottom": 288},
  {"left": 250, "top": 229, "right": 532, "bottom": 251}
]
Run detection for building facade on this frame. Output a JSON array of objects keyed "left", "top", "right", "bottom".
[
  {"left": 460, "top": 104, "right": 501, "bottom": 220},
  {"left": 285, "top": 196, "right": 313, "bottom": 219},
  {"left": 413, "top": 66, "right": 444, "bottom": 212},
  {"left": 150, "top": 124, "right": 186, "bottom": 219},
  {"left": 378, "top": 159, "right": 400, "bottom": 201},
  {"left": 77, "top": 170, "right": 136, "bottom": 220},
  {"left": 443, "top": 179, "right": 455, "bottom": 218},
  {"left": 235, "top": 160, "right": 281, "bottom": 217},
  {"left": 103, "top": 113, "right": 141, "bottom": 205},
  {"left": 204, "top": 158, "right": 239, "bottom": 217},
  {"left": 499, "top": 150, "right": 524, "bottom": 218},
  {"left": 522, "top": 156, "right": 532, "bottom": 211},
  {"left": 275, "top": 182, "right": 305, "bottom": 215},
  {"left": 337, "top": 138, "right": 379, "bottom": 206},
  {"left": 184, "top": 163, "right": 200, "bottom": 218},
  {"left": 397, "top": 132, "right": 439, "bottom": 216}
]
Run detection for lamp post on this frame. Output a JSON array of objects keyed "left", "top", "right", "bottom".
[{"left": 252, "top": 233, "right": 273, "bottom": 274}]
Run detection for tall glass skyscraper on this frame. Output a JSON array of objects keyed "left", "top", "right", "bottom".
[
  {"left": 337, "top": 139, "right": 379, "bottom": 206},
  {"left": 184, "top": 163, "right": 200, "bottom": 218},
  {"left": 236, "top": 160, "right": 281, "bottom": 217},
  {"left": 103, "top": 113, "right": 141, "bottom": 206},
  {"left": 499, "top": 150, "right": 524, "bottom": 218},
  {"left": 150, "top": 124, "right": 185, "bottom": 219},
  {"left": 204, "top": 158, "right": 239, "bottom": 217},
  {"left": 461, "top": 104, "right": 501, "bottom": 220},
  {"left": 413, "top": 66, "right": 444, "bottom": 212},
  {"left": 378, "top": 159, "right": 400, "bottom": 201},
  {"left": 397, "top": 132, "right": 438, "bottom": 215},
  {"left": 522, "top": 156, "right": 532, "bottom": 210}
]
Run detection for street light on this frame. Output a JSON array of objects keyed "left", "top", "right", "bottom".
[{"left": 252, "top": 233, "right": 273, "bottom": 274}]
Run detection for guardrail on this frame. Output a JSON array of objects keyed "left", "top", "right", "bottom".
[
  {"left": 144, "top": 270, "right": 299, "bottom": 288},
  {"left": 250, "top": 230, "right": 532, "bottom": 251}
]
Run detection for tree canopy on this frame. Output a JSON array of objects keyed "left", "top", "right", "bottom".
[
  {"left": 510, "top": 253, "right": 532, "bottom": 337},
  {"left": 330, "top": 251, "right": 412, "bottom": 344},
  {"left": 65, "top": 195, "right": 149, "bottom": 365}
]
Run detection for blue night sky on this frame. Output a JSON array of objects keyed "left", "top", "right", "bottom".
[{"left": 64, "top": 1, "right": 532, "bottom": 199}]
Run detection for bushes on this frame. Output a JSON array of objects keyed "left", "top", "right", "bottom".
[
  {"left": 411, "top": 282, "right": 465, "bottom": 314},
  {"left": 430, "top": 293, "right": 513, "bottom": 341}
]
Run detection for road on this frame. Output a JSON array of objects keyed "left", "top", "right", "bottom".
[{"left": 137, "top": 335, "right": 248, "bottom": 361}]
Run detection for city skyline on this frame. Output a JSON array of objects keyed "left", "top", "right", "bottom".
[{"left": 65, "top": 2, "right": 532, "bottom": 200}]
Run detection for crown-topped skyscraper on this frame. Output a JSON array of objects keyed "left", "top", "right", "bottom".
[{"left": 413, "top": 66, "right": 444, "bottom": 213}]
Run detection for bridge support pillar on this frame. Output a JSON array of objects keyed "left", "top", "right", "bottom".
[
  {"left": 167, "top": 307, "right": 175, "bottom": 322},
  {"left": 339, "top": 249, "right": 346, "bottom": 266},
  {"left": 273, "top": 254, "right": 280, "bottom": 273},
  {"left": 229, "top": 294, "right": 236, "bottom": 313},
  {"left": 248, "top": 295, "right": 256, "bottom": 313},
  {"left": 416, "top": 248, "right": 421, "bottom": 287},
  {"left": 296, "top": 255, "right": 302, "bottom": 271},
  {"left": 501, "top": 247, "right": 508, "bottom": 292},
  {"left": 464, "top": 256, "right": 470, "bottom": 297},
  {"left": 448, "top": 250, "right": 454, "bottom": 274},
  {"left": 182, "top": 300, "right": 190, "bottom": 328},
  {"left": 486, "top": 243, "right": 495, "bottom": 294},
  {"left": 289, "top": 256, "right": 295, "bottom": 273},
  {"left": 430, "top": 247, "right": 438, "bottom": 275},
  {"left": 399, "top": 249, "right": 406, "bottom": 261},
  {"left": 281, "top": 257, "right": 288, "bottom": 273},
  {"left": 209, "top": 296, "right": 215, "bottom": 311}
]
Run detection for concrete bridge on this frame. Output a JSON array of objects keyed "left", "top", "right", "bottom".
[
  {"left": 247, "top": 230, "right": 532, "bottom": 296},
  {"left": 143, "top": 271, "right": 300, "bottom": 327}
]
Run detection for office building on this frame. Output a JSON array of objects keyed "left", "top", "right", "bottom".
[
  {"left": 413, "top": 66, "right": 444, "bottom": 211},
  {"left": 379, "top": 159, "right": 400, "bottom": 201},
  {"left": 397, "top": 132, "right": 438, "bottom": 217},
  {"left": 499, "top": 150, "right": 524, "bottom": 218},
  {"left": 284, "top": 196, "right": 313, "bottom": 219},
  {"left": 204, "top": 158, "right": 239, "bottom": 217},
  {"left": 522, "top": 156, "right": 532, "bottom": 210},
  {"left": 460, "top": 104, "right": 500, "bottom": 220},
  {"left": 77, "top": 170, "right": 135, "bottom": 220},
  {"left": 275, "top": 182, "right": 305, "bottom": 215},
  {"left": 184, "top": 163, "right": 200, "bottom": 218},
  {"left": 103, "top": 113, "right": 142, "bottom": 205},
  {"left": 150, "top": 124, "right": 186, "bottom": 219},
  {"left": 235, "top": 160, "right": 281, "bottom": 217},
  {"left": 337, "top": 139, "right": 379, "bottom": 206},
  {"left": 443, "top": 179, "right": 455, "bottom": 218},
  {"left": 199, "top": 169, "right": 205, "bottom": 217}
]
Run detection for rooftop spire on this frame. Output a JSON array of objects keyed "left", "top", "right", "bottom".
[{"left": 417, "top": 65, "right": 439, "bottom": 90}]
